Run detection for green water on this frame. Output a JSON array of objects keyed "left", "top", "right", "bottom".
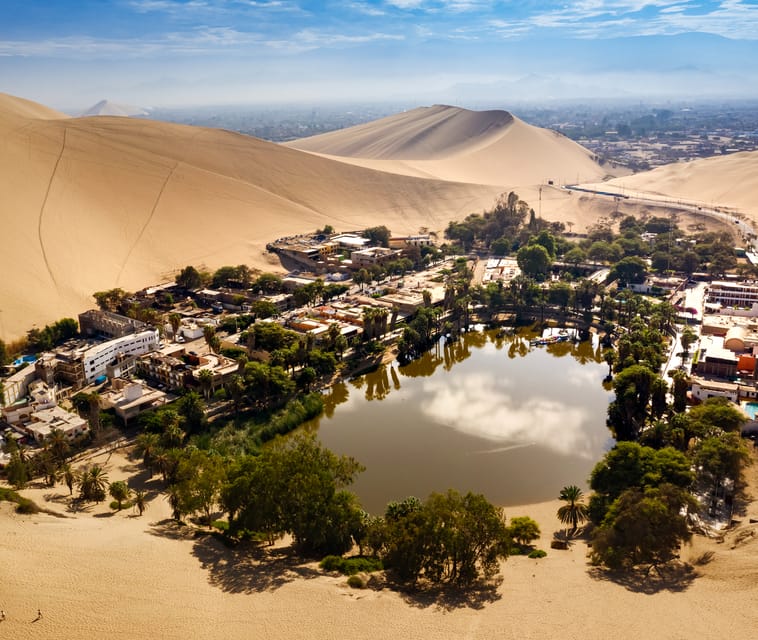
[{"left": 307, "top": 329, "right": 614, "bottom": 514}]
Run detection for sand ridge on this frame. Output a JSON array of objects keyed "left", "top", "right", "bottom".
[
  {"left": 0, "top": 94, "right": 506, "bottom": 341},
  {"left": 285, "top": 104, "right": 610, "bottom": 187},
  {"left": 597, "top": 150, "right": 758, "bottom": 217}
]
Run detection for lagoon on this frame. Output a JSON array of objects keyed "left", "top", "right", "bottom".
[{"left": 311, "top": 329, "right": 615, "bottom": 514}]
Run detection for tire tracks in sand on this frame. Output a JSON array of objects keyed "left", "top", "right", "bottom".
[
  {"left": 37, "top": 127, "right": 68, "bottom": 291},
  {"left": 115, "top": 161, "right": 177, "bottom": 287}
]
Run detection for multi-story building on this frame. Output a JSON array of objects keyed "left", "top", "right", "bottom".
[
  {"left": 707, "top": 281, "right": 758, "bottom": 309},
  {"left": 78, "top": 309, "right": 148, "bottom": 338},
  {"left": 350, "top": 247, "right": 402, "bottom": 269},
  {"left": 137, "top": 351, "right": 193, "bottom": 390},
  {"left": 81, "top": 330, "right": 159, "bottom": 384}
]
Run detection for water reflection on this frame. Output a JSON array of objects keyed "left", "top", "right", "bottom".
[{"left": 311, "top": 328, "right": 613, "bottom": 514}]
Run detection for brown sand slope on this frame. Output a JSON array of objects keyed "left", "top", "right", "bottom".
[
  {"left": 0, "top": 94, "right": 504, "bottom": 341},
  {"left": 601, "top": 151, "right": 758, "bottom": 216},
  {"left": 285, "top": 104, "right": 610, "bottom": 186}
]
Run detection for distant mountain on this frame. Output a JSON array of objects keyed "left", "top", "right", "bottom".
[{"left": 79, "top": 100, "right": 149, "bottom": 117}]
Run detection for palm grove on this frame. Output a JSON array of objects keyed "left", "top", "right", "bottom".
[{"left": 2, "top": 190, "right": 753, "bottom": 584}]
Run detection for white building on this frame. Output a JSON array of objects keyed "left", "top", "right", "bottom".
[
  {"left": 707, "top": 281, "right": 758, "bottom": 309},
  {"left": 82, "top": 329, "right": 159, "bottom": 384}
]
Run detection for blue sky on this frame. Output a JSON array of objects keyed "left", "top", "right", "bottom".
[{"left": 2, "top": 1, "right": 758, "bottom": 107}]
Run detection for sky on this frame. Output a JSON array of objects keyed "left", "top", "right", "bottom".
[{"left": 2, "top": 0, "right": 758, "bottom": 108}]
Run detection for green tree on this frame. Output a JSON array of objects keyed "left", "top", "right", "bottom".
[
  {"left": 589, "top": 442, "right": 694, "bottom": 524},
  {"left": 606, "top": 364, "right": 657, "bottom": 441},
  {"left": 0, "top": 338, "right": 9, "bottom": 367},
  {"left": 508, "top": 515, "right": 541, "bottom": 548},
  {"left": 197, "top": 368, "right": 214, "bottom": 401},
  {"left": 680, "top": 327, "right": 697, "bottom": 361},
  {"left": 5, "top": 453, "right": 30, "bottom": 489},
  {"left": 168, "top": 313, "right": 182, "bottom": 340},
  {"left": 564, "top": 246, "right": 586, "bottom": 269},
  {"left": 176, "top": 390, "right": 207, "bottom": 434},
  {"left": 517, "top": 244, "right": 552, "bottom": 280},
  {"left": 173, "top": 449, "right": 226, "bottom": 525},
  {"left": 591, "top": 484, "right": 696, "bottom": 572},
  {"left": 611, "top": 256, "right": 647, "bottom": 285},
  {"left": 687, "top": 397, "right": 746, "bottom": 438},
  {"left": 693, "top": 432, "right": 752, "bottom": 496},
  {"left": 175, "top": 265, "right": 203, "bottom": 290},
  {"left": 380, "top": 490, "right": 511, "bottom": 586},
  {"left": 557, "top": 485, "right": 589, "bottom": 533},
  {"left": 61, "top": 463, "right": 76, "bottom": 496},
  {"left": 363, "top": 225, "right": 391, "bottom": 247},
  {"left": 230, "top": 433, "right": 364, "bottom": 555},
  {"left": 109, "top": 480, "right": 131, "bottom": 510},
  {"left": 671, "top": 370, "right": 689, "bottom": 414}
]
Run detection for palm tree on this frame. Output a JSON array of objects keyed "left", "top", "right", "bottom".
[
  {"left": 47, "top": 428, "right": 70, "bottom": 464},
  {"left": 132, "top": 489, "right": 148, "bottom": 516},
  {"left": 135, "top": 432, "right": 161, "bottom": 477},
  {"left": 557, "top": 485, "right": 589, "bottom": 534},
  {"left": 198, "top": 368, "right": 214, "bottom": 401},
  {"left": 168, "top": 313, "right": 182, "bottom": 341},
  {"left": 61, "top": 463, "right": 77, "bottom": 496},
  {"left": 78, "top": 464, "right": 110, "bottom": 502}
]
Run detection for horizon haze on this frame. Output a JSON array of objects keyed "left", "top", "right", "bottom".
[{"left": 3, "top": 1, "right": 758, "bottom": 109}]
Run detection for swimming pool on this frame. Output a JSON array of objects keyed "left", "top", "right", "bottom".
[
  {"left": 11, "top": 355, "right": 37, "bottom": 368},
  {"left": 742, "top": 401, "right": 758, "bottom": 420}
]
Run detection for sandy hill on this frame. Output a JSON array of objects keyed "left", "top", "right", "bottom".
[
  {"left": 597, "top": 151, "right": 758, "bottom": 216},
  {"left": 285, "top": 104, "right": 610, "bottom": 186},
  {"left": 79, "top": 99, "right": 149, "bottom": 117},
  {"left": 0, "top": 93, "right": 505, "bottom": 341}
]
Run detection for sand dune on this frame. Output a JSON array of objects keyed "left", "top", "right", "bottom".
[
  {"left": 0, "top": 94, "right": 505, "bottom": 341},
  {"left": 596, "top": 151, "right": 758, "bottom": 217},
  {"left": 285, "top": 104, "right": 612, "bottom": 187}
]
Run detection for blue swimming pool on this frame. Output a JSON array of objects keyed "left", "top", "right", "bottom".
[
  {"left": 743, "top": 402, "right": 758, "bottom": 420},
  {"left": 11, "top": 355, "right": 37, "bottom": 367}
]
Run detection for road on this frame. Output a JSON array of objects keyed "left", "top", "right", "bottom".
[{"left": 564, "top": 184, "right": 757, "bottom": 251}]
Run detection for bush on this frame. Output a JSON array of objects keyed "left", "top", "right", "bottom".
[
  {"left": 0, "top": 487, "right": 40, "bottom": 514},
  {"left": 320, "top": 555, "right": 383, "bottom": 575},
  {"left": 212, "top": 520, "right": 229, "bottom": 532},
  {"left": 15, "top": 497, "right": 40, "bottom": 514},
  {"left": 528, "top": 549, "right": 547, "bottom": 559},
  {"left": 347, "top": 574, "right": 367, "bottom": 589}
]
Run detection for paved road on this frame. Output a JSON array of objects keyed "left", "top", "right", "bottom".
[{"left": 564, "top": 185, "right": 757, "bottom": 251}]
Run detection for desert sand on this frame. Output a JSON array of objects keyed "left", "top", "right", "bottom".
[
  {"left": 0, "top": 94, "right": 503, "bottom": 341},
  {"left": 1, "top": 445, "right": 757, "bottom": 640},
  {"left": 285, "top": 104, "right": 613, "bottom": 187},
  {"left": 598, "top": 151, "right": 758, "bottom": 217},
  {"left": 0, "top": 95, "right": 622, "bottom": 342}
]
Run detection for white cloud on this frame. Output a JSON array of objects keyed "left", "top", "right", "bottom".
[
  {"left": 349, "top": 1, "right": 386, "bottom": 16},
  {"left": 419, "top": 373, "right": 601, "bottom": 458}
]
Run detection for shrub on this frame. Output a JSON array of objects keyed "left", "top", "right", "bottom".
[
  {"left": 320, "top": 555, "right": 383, "bottom": 576},
  {"left": 0, "top": 487, "right": 40, "bottom": 514},
  {"left": 528, "top": 549, "right": 547, "bottom": 559},
  {"left": 347, "top": 574, "right": 367, "bottom": 589},
  {"left": 212, "top": 520, "right": 229, "bottom": 532},
  {"left": 15, "top": 497, "right": 40, "bottom": 514}
]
